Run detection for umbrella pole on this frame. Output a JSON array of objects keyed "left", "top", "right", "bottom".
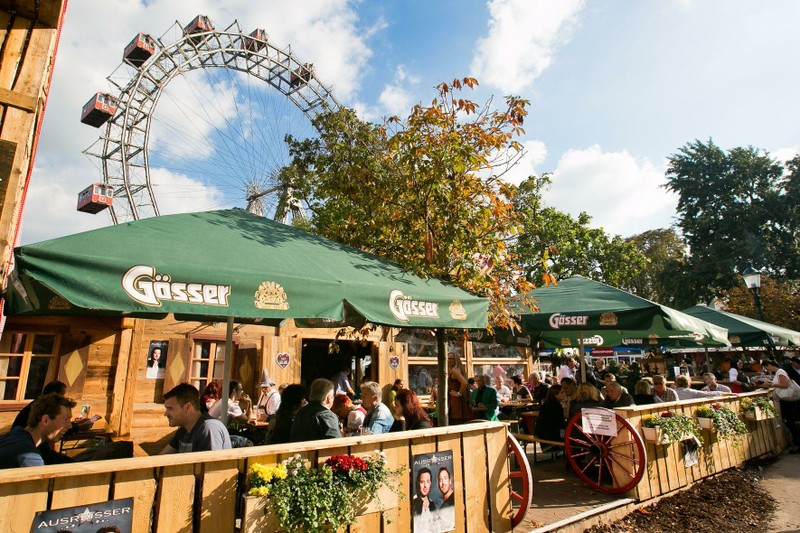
[
  {"left": 220, "top": 316, "right": 234, "bottom": 428},
  {"left": 436, "top": 328, "right": 449, "bottom": 427},
  {"left": 578, "top": 332, "right": 587, "bottom": 384}
]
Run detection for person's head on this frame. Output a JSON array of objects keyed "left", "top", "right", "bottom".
[
  {"left": 151, "top": 348, "right": 162, "bottom": 362},
  {"left": 309, "top": 378, "right": 335, "bottom": 408},
  {"left": 438, "top": 467, "right": 452, "bottom": 496},
  {"left": 259, "top": 375, "right": 276, "bottom": 392},
  {"left": 447, "top": 351, "right": 464, "bottom": 371},
  {"left": 331, "top": 394, "right": 354, "bottom": 419},
  {"left": 675, "top": 374, "right": 690, "bottom": 388},
  {"left": 575, "top": 382, "right": 601, "bottom": 402},
  {"left": 201, "top": 380, "right": 222, "bottom": 401},
  {"left": 528, "top": 373, "right": 540, "bottom": 386},
  {"left": 634, "top": 379, "right": 652, "bottom": 396},
  {"left": 652, "top": 375, "right": 667, "bottom": 393},
  {"left": 42, "top": 380, "right": 68, "bottom": 396},
  {"left": 566, "top": 357, "right": 576, "bottom": 368},
  {"left": 278, "top": 383, "right": 289, "bottom": 394},
  {"left": 229, "top": 380, "right": 243, "bottom": 400},
  {"left": 393, "top": 389, "right": 429, "bottom": 423},
  {"left": 604, "top": 373, "right": 616, "bottom": 384},
  {"left": 163, "top": 383, "right": 201, "bottom": 428},
  {"left": 595, "top": 359, "right": 606, "bottom": 370},
  {"left": 360, "top": 381, "right": 382, "bottom": 410},
  {"left": 702, "top": 373, "right": 717, "bottom": 386},
  {"left": 277, "top": 384, "right": 308, "bottom": 415},
  {"left": 28, "top": 393, "right": 76, "bottom": 440},
  {"left": 468, "top": 377, "right": 476, "bottom": 389},
  {"left": 417, "top": 467, "right": 432, "bottom": 497},
  {"left": 546, "top": 384, "right": 564, "bottom": 403},
  {"left": 736, "top": 359, "right": 745, "bottom": 370},
  {"left": 392, "top": 379, "right": 404, "bottom": 391},
  {"left": 791, "top": 357, "right": 800, "bottom": 369},
  {"left": 605, "top": 381, "right": 622, "bottom": 401},
  {"left": 494, "top": 375, "right": 504, "bottom": 388},
  {"left": 762, "top": 360, "right": 780, "bottom": 373},
  {"left": 512, "top": 375, "right": 523, "bottom": 389},
  {"left": 475, "top": 374, "right": 487, "bottom": 389}
]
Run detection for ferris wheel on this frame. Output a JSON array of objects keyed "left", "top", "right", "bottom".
[{"left": 80, "top": 15, "right": 340, "bottom": 224}]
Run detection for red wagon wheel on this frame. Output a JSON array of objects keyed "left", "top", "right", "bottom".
[
  {"left": 507, "top": 433, "right": 534, "bottom": 526},
  {"left": 564, "top": 409, "right": 646, "bottom": 495}
]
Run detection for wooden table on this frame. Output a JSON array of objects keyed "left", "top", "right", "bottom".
[{"left": 58, "top": 429, "right": 115, "bottom": 453}]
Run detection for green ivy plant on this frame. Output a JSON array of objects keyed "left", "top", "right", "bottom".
[
  {"left": 642, "top": 411, "right": 702, "bottom": 444},
  {"left": 740, "top": 397, "right": 777, "bottom": 418},
  {"left": 696, "top": 404, "right": 748, "bottom": 446}
]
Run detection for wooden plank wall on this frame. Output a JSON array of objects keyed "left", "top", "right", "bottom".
[
  {"left": 617, "top": 390, "right": 786, "bottom": 501},
  {"left": 0, "top": 421, "right": 513, "bottom": 533},
  {"left": 0, "top": 2, "right": 66, "bottom": 282}
]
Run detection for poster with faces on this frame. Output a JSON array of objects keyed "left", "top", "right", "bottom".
[{"left": 411, "top": 450, "right": 455, "bottom": 533}]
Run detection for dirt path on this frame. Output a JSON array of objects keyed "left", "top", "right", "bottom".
[{"left": 761, "top": 452, "right": 800, "bottom": 533}]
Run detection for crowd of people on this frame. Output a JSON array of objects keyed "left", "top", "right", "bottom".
[{"left": 1, "top": 353, "right": 798, "bottom": 467}]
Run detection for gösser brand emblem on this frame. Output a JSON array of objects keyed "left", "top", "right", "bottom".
[
  {"left": 122, "top": 265, "right": 230, "bottom": 307},
  {"left": 254, "top": 281, "right": 289, "bottom": 310},
  {"left": 276, "top": 352, "right": 290, "bottom": 369}
]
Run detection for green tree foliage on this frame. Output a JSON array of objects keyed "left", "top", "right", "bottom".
[
  {"left": 664, "top": 139, "right": 797, "bottom": 303},
  {"left": 513, "top": 175, "right": 647, "bottom": 289},
  {"left": 625, "top": 228, "right": 687, "bottom": 304},
  {"left": 286, "top": 78, "right": 533, "bottom": 330}
]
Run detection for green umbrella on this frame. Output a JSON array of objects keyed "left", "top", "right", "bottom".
[
  {"left": 7, "top": 208, "right": 488, "bottom": 329},
  {"left": 6, "top": 209, "right": 489, "bottom": 424},
  {"left": 516, "top": 277, "right": 729, "bottom": 374},
  {"left": 683, "top": 305, "right": 800, "bottom": 348}
]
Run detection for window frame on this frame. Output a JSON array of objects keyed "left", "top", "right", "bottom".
[{"left": 0, "top": 331, "right": 61, "bottom": 405}]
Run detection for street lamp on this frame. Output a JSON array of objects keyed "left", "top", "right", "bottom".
[{"left": 742, "top": 265, "right": 765, "bottom": 322}]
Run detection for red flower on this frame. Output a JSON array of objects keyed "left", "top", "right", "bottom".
[
  {"left": 660, "top": 411, "right": 674, "bottom": 418},
  {"left": 325, "top": 455, "right": 368, "bottom": 474}
]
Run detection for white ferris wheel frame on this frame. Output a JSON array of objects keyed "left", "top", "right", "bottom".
[{"left": 84, "top": 19, "right": 341, "bottom": 224}]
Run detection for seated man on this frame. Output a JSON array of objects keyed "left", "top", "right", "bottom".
[
  {"left": 471, "top": 375, "right": 499, "bottom": 421},
  {"left": 360, "top": 381, "right": 394, "bottom": 435},
  {"left": 702, "top": 373, "right": 732, "bottom": 393},
  {"left": 290, "top": 378, "right": 341, "bottom": 442},
  {"left": 652, "top": 375, "right": 679, "bottom": 402},
  {"left": 602, "top": 381, "right": 635, "bottom": 408},
  {"left": 0, "top": 393, "right": 75, "bottom": 468},
  {"left": 13, "top": 380, "right": 93, "bottom": 435},
  {"left": 161, "top": 383, "right": 231, "bottom": 454},
  {"left": 674, "top": 374, "right": 728, "bottom": 400}
]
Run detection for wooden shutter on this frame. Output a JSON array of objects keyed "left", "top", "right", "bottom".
[
  {"left": 235, "top": 344, "right": 258, "bottom": 399},
  {"left": 57, "top": 332, "right": 89, "bottom": 397},
  {"left": 163, "top": 338, "right": 193, "bottom": 392}
]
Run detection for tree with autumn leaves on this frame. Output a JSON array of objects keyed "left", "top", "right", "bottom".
[{"left": 286, "top": 78, "right": 535, "bottom": 423}]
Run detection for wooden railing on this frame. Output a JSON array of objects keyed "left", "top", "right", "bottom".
[
  {"left": 0, "top": 421, "right": 512, "bottom": 533},
  {"left": 617, "top": 390, "right": 786, "bottom": 501}
]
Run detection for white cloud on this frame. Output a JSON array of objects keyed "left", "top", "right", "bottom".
[
  {"left": 544, "top": 145, "right": 678, "bottom": 237},
  {"left": 471, "top": 0, "right": 585, "bottom": 93},
  {"left": 498, "top": 140, "right": 548, "bottom": 186},
  {"left": 148, "top": 168, "right": 227, "bottom": 214},
  {"left": 771, "top": 146, "right": 798, "bottom": 164}
]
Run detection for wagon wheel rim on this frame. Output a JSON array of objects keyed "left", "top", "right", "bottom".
[
  {"left": 507, "top": 433, "right": 534, "bottom": 526},
  {"left": 564, "top": 409, "right": 646, "bottom": 495}
]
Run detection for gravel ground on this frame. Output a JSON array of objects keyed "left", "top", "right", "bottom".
[{"left": 584, "top": 458, "right": 778, "bottom": 533}]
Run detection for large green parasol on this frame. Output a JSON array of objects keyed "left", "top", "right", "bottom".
[{"left": 683, "top": 305, "right": 800, "bottom": 348}]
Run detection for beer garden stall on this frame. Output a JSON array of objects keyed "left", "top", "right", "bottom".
[{"left": 0, "top": 208, "right": 526, "bottom": 532}]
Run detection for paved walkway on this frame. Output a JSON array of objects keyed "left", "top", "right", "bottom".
[{"left": 762, "top": 451, "right": 800, "bottom": 533}]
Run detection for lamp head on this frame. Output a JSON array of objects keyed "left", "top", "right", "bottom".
[{"left": 742, "top": 265, "right": 761, "bottom": 290}]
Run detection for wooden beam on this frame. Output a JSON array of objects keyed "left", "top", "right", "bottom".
[{"left": 0, "top": 87, "right": 36, "bottom": 112}]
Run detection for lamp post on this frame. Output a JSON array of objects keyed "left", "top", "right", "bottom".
[{"left": 742, "top": 265, "right": 765, "bottom": 322}]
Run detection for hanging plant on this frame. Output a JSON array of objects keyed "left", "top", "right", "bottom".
[
  {"left": 740, "top": 397, "right": 777, "bottom": 420},
  {"left": 696, "top": 404, "right": 747, "bottom": 445},
  {"left": 641, "top": 411, "right": 702, "bottom": 444}
]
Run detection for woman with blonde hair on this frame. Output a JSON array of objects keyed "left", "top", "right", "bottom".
[
  {"left": 568, "top": 382, "right": 602, "bottom": 418},
  {"left": 446, "top": 351, "right": 472, "bottom": 424}
]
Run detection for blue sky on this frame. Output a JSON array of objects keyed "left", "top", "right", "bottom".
[{"left": 22, "top": 0, "right": 800, "bottom": 244}]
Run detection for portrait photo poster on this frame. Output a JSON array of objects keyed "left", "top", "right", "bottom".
[
  {"left": 411, "top": 450, "right": 455, "bottom": 533},
  {"left": 146, "top": 340, "right": 168, "bottom": 380}
]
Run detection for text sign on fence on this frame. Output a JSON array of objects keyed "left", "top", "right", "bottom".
[
  {"left": 32, "top": 497, "right": 133, "bottom": 532},
  {"left": 581, "top": 408, "right": 618, "bottom": 437}
]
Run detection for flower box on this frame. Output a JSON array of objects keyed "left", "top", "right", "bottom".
[
  {"left": 744, "top": 406, "right": 772, "bottom": 421},
  {"left": 642, "top": 426, "right": 693, "bottom": 445},
  {"left": 698, "top": 417, "right": 714, "bottom": 430}
]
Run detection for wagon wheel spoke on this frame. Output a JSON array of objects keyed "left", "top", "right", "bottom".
[
  {"left": 607, "top": 455, "right": 636, "bottom": 478},
  {"left": 603, "top": 457, "right": 622, "bottom": 487},
  {"left": 607, "top": 439, "right": 637, "bottom": 448}
]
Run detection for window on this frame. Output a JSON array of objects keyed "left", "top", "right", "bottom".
[
  {"left": 0, "top": 333, "right": 60, "bottom": 402},
  {"left": 190, "top": 340, "right": 231, "bottom": 392},
  {"left": 470, "top": 342, "right": 530, "bottom": 388}
]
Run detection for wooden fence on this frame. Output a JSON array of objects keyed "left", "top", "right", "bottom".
[
  {"left": 617, "top": 390, "right": 786, "bottom": 501},
  {"left": 0, "top": 421, "right": 512, "bottom": 533}
]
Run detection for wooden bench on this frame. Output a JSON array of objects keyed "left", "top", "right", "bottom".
[{"left": 511, "top": 432, "right": 565, "bottom": 464}]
